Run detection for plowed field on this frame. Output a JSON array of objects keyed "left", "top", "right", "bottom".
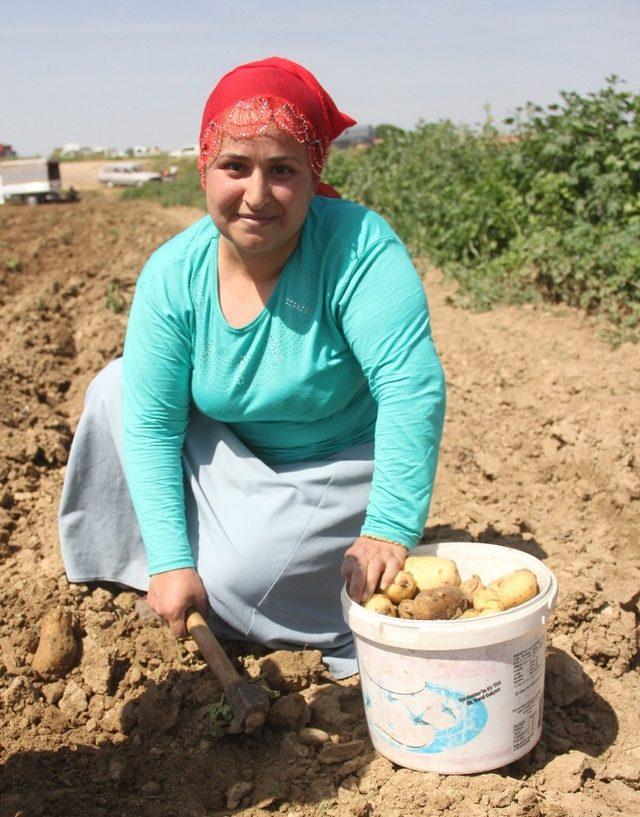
[{"left": 0, "top": 197, "right": 638, "bottom": 817}]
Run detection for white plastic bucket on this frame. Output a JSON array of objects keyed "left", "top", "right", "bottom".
[{"left": 342, "top": 542, "right": 558, "bottom": 774}]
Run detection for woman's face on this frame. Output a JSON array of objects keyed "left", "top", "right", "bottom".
[{"left": 205, "top": 130, "right": 317, "bottom": 262}]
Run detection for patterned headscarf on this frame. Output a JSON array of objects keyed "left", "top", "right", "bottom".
[{"left": 198, "top": 57, "right": 356, "bottom": 195}]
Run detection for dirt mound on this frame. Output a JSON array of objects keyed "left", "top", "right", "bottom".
[{"left": 0, "top": 198, "right": 638, "bottom": 817}]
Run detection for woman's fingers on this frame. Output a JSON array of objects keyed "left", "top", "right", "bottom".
[
  {"left": 345, "top": 556, "right": 366, "bottom": 603},
  {"left": 342, "top": 537, "right": 408, "bottom": 604},
  {"left": 168, "top": 611, "right": 188, "bottom": 639},
  {"left": 364, "top": 556, "right": 385, "bottom": 603},
  {"left": 147, "top": 567, "right": 209, "bottom": 639},
  {"left": 379, "top": 555, "right": 405, "bottom": 592}
]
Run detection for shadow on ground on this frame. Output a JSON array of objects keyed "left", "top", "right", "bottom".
[
  {"left": 0, "top": 647, "right": 618, "bottom": 817},
  {"left": 422, "top": 524, "right": 548, "bottom": 560}
]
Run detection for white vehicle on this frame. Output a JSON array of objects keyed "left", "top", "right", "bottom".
[
  {"left": 0, "top": 158, "right": 77, "bottom": 205},
  {"left": 98, "top": 162, "right": 163, "bottom": 187},
  {"left": 169, "top": 144, "right": 199, "bottom": 158}
]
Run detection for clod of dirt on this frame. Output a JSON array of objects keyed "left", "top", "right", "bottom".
[
  {"left": 86, "top": 586, "right": 115, "bottom": 612},
  {"left": 41, "top": 679, "right": 66, "bottom": 705},
  {"left": 101, "top": 700, "right": 137, "bottom": 734},
  {"left": 318, "top": 739, "right": 364, "bottom": 765},
  {"left": 544, "top": 750, "right": 591, "bottom": 793},
  {"left": 57, "top": 680, "right": 88, "bottom": 720},
  {"left": 257, "top": 649, "right": 325, "bottom": 692},
  {"left": 226, "top": 781, "right": 254, "bottom": 810},
  {"left": 135, "top": 681, "right": 180, "bottom": 736},
  {"left": 599, "top": 758, "right": 640, "bottom": 788},
  {"left": 30, "top": 608, "right": 78, "bottom": 678},
  {"left": 298, "top": 726, "right": 330, "bottom": 746},
  {"left": 266, "top": 691, "right": 310, "bottom": 730},
  {"left": 357, "top": 757, "right": 395, "bottom": 794},
  {"left": 304, "top": 683, "right": 353, "bottom": 726},
  {"left": 334, "top": 756, "right": 368, "bottom": 785},
  {"left": 336, "top": 783, "right": 369, "bottom": 817},
  {"left": 515, "top": 788, "right": 539, "bottom": 810},
  {"left": 80, "top": 635, "right": 115, "bottom": 694},
  {"left": 571, "top": 605, "right": 637, "bottom": 678},
  {"left": 545, "top": 646, "right": 586, "bottom": 706},
  {"left": 141, "top": 781, "right": 161, "bottom": 797},
  {"left": 108, "top": 756, "right": 127, "bottom": 784}
]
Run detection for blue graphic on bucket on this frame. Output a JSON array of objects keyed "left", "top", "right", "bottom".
[{"left": 362, "top": 670, "right": 489, "bottom": 754}]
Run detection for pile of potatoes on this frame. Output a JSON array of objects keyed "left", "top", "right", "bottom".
[{"left": 362, "top": 555, "right": 539, "bottom": 620}]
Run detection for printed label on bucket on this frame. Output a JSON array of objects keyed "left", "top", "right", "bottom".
[
  {"left": 356, "top": 628, "right": 547, "bottom": 768},
  {"left": 362, "top": 670, "right": 490, "bottom": 753}
]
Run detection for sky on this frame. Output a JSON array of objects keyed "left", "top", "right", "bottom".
[{"left": 2, "top": 0, "right": 639, "bottom": 156}]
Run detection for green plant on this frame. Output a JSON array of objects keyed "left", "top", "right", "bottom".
[
  {"left": 105, "top": 282, "right": 127, "bottom": 314},
  {"left": 323, "top": 77, "right": 640, "bottom": 341},
  {"left": 5, "top": 257, "right": 22, "bottom": 272}
]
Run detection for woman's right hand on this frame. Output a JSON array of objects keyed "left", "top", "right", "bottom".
[{"left": 147, "top": 567, "right": 209, "bottom": 638}]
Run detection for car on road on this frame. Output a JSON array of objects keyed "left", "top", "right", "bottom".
[{"left": 98, "top": 162, "right": 163, "bottom": 187}]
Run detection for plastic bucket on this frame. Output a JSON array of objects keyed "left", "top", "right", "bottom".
[{"left": 341, "top": 542, "right": 558, "bottom": 774}]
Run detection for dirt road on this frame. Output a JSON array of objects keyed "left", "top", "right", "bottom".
[{"left": 0, "top": 197, "right": 638, "bottom": 817}]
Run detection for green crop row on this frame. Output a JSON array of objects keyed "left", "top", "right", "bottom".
[{"left": 324, "top": 77, "right": 640, "bottom": 343}]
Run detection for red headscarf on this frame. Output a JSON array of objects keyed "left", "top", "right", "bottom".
[{"left": 198, "top": 57, "right": 356, "bottom": 197}]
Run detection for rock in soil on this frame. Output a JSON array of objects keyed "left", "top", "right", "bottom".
[
  {"left": 30, "top": 608, "right": 78, "bottom": 678},
  {"left": 298, "top": 726, "right": 330, "bottom": 746}
]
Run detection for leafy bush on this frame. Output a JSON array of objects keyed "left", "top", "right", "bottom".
[{"left": 324, "top": 77, "right": 640, "bottom": 342}]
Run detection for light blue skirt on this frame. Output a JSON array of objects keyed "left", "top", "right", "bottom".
[{"left": 59, "top": 359, "right": 375, "bottom": 678}]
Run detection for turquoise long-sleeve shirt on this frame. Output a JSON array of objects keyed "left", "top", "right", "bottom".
[{"left": 122, "top": 196, "right": 446, "bottom": 575}]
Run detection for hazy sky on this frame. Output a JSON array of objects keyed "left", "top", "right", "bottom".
[{"left": 3, "top": 0, "right": 639, "bottom": 156}]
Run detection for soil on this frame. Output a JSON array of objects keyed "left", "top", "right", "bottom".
[{"left": 0, "top": 196, "right": 638, "bottom": 817}]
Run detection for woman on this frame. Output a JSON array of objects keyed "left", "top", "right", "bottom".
[{"left": 59, "top": 57, "right": 446, "bottom": 678}]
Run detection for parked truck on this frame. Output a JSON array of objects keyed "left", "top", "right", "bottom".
[{"left": 0, "top": 158, "right": 78, "bottom": 205}]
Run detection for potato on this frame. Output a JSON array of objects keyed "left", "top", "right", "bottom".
[
  {"left": 363, "top": 594, "right": 397, "bottom": 617},
  {"left": 472, "top": 587, "right": 504, "bottom": 613},
  {"left": 385, "top": 570, "right": 418, "bottom": 605},
  {"left": 460, "top": 574, "right": 484, "bottom": 600},
  {"left": 404, "top": 556, "right": 461, "bottom": 591},
  {"left": 458, "top": 608, "right": 481, "bottom": 619},
  {"left": 490, "top": 569, "right": 538, "bottom": 609},
  {"left": 397, "top": 599, "right": 415, "bottom": 619},
  {"left": 31, "top": 608, "right": 78, "bottom": 678},
  {"left": 412, "top": 586, "right": 470, "bottom": 620}
]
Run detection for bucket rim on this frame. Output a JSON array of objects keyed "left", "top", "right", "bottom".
[{"left": 342, "top": 540, "right": 558, "bottom": 651}]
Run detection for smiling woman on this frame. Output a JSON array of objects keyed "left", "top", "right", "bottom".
[
  {"left": 206, "top": 132, "right": 317, "bottom": 286},
  {"left": 58, "top": 57, "right": 446, "bottom": 679}
]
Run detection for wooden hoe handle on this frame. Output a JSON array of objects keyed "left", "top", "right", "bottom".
[{"left": 185, "top": 608, "right": 241, "bottom": 691}]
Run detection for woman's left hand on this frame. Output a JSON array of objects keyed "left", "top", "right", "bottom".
[{"left": 341, "top": 536, "right": 407, "bottom": 604}]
